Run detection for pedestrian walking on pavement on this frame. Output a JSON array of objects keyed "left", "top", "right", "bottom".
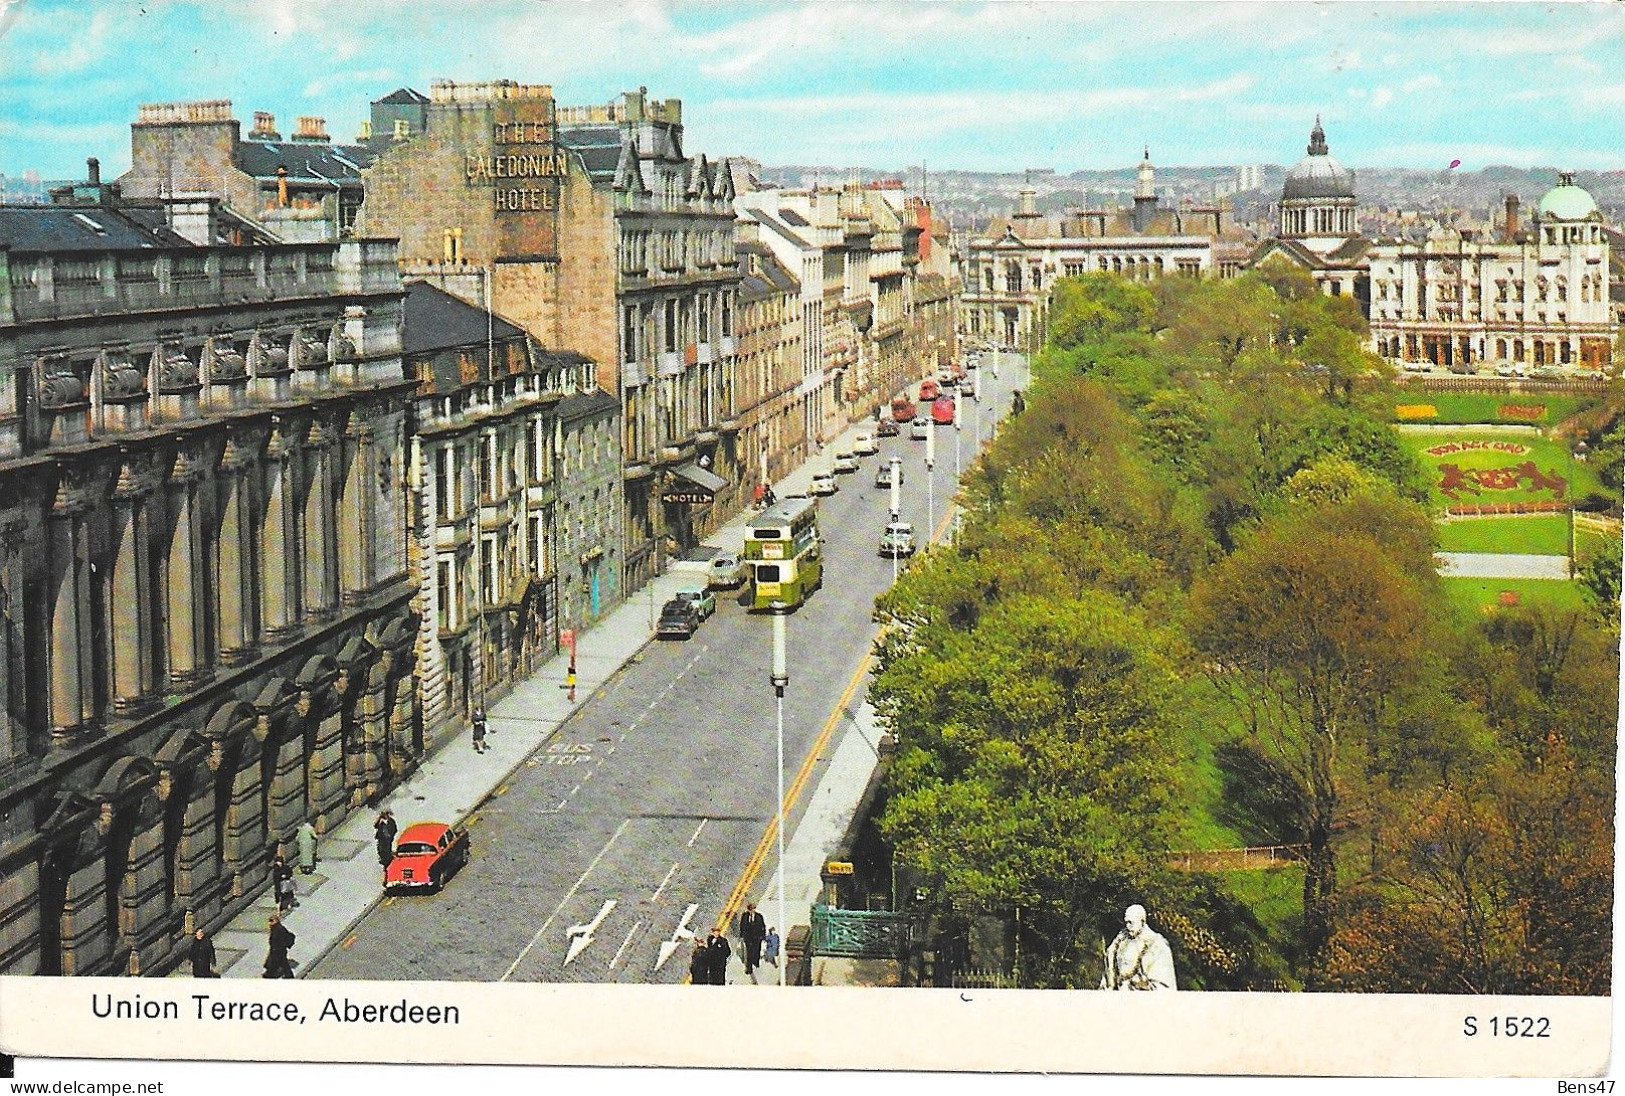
[
  {"left": 272, "top": 855, "right": 296, "bottom": 911},
  {"left": 374, "top": 809, "right": 397, "bottom": 871},
  {"left": 738, "top": 902, "right": 767, "bottom": 976},
  {"left": 296, "top": 820, "right": 318, "bottom": 875},
  {"left": 263, "top": 914, "right": 296, "bottom": 979},
  {"left": 689, "top": 938, "right": 709, "bottom": 984},
  {"left": 472, "top": 706, "right": 488, "bottom": 754},
  {"left": 705, "top": 931, "right": 731, "bottom": 985},
  {"left": 765, "top": 926, "right": 780, "bottom": 969},
  {"left": 189, "top": 928, "right": 218, "bottom": 978}
]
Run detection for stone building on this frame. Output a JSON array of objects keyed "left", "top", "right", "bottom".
[
  {"left": 401, "top": 282, "right": 613, "bottom": 731},
  {"left": 1367, "top": 175, "right": 1617, "bottom": 373},
  {"left": 0, "top": 182, "right": 416, "bottom": 975},
  {"left": 734, "top": 235, "right": 808, "bottom": 493},
  {"left": 360, "top": 81, "right": 735, "bottom": 583},
  {"left": 959, "top": 151, "right": 1249, "bottom": 349},
  {"left": 1245, "top": 119, "right": 1372, "bottom": 302},
  {"left": 739, "top": 182, "right": 956, "bottom": 440},
  {"left": 118, "top": 100, "right": 377, "bottom": 243}
]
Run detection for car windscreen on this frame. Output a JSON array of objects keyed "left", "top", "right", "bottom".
[{"left": 395, "top": 842, "right": 436, "bottom": 856}]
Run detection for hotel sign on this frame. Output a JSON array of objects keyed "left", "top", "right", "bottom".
[{"left": 466, "top": 121, "right": 567, "bottom": 214}]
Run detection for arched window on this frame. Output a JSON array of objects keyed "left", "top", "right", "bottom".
[{"left": 1005, "top": 262, "right": 1022, "bottom": 293}]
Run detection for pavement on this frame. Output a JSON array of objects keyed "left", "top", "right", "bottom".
[
  {"left": 185, "top": 417, "right": 904, "bottom": 980},
  {"left": 1436, "top": 551, "right": 1572, "bottom": 579}
]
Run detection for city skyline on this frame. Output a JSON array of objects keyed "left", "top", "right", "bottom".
[{"left": 1, "top": 0, "right": 1622, "bottom": 180}]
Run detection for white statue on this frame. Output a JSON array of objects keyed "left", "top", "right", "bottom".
[{"left": 1100, "top": 904, "right": 1178, "bottom": 991}]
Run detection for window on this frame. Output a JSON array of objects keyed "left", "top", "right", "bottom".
[
  {"left": 622, "top": 307, "right": 638, "bottom": 364},
  {"left": 436, "top": 448, "right": 453, "bottom": 521},
  {"left": 436, "top": 558, "right": 454, "bottom": 631},
  {"left": 664, "top": 299, "right": 678, "bottom": 353}
]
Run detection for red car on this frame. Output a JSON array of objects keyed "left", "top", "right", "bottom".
[
  {"left": 384, "top": 821, "right": 471, "bottom": 893},
  {"left": 931, "top": 395, "right": 955, "bottom": 425},
  {"left": 919, "top": 379, "right": 941, "bottom": 403},
  {"left": 891, "top": 395, "right": 916, "bottom": 422}
]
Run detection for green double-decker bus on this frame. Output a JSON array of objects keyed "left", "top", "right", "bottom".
[{"left": 743, "top": 497, "right": 823, "bottom": 610}]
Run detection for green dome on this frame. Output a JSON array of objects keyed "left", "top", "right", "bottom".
[{"left": 1537, "top": 173, "right": 1598, "bottom": 220}]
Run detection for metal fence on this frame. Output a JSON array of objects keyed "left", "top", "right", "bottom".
[
  {"left": 809, "top": 904, "right": 913, "bottom": 959},
  {"left": 1167, "top": 844, "right": 1307, "bottom": 871}
]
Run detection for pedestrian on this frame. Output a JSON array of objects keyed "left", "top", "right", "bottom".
[
  {"left": 272, "top": 855, "right": 296, "bottom": 911},
  {"left": 374, "top": 809, "right": 397, "bottom": 871},
  {"left": 189, "top": 928, "right": 218, "bottom": 978},
  {"left": 738, "top": 902, "right": 766, "bottom": 976},
  {"left": 764, "top": 926, "right": 780, "bottom": 969},
  {"left": 296, "top": 819, "right": 318, "bottom": 875},
  {"left": 689, "top": 938, "right": 709, "bottom": 985},
  {"left": 705, "top": 930, "right": 731, "bottom": 986},
  {"left": 471, "top": 706, "right": 488, "bottom": 754},
  {"left": 263, "top": 913, "right": 295, "bottom": 979}
]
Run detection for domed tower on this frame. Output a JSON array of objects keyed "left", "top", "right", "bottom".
[
  {"left": 1279, "top": 117, "right": 1356, "bottom": 253},
  {"left": 1132, "top": 147, "right": 1158, "bottom": 233}
]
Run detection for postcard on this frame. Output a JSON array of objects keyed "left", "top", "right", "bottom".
[{"left": 0, "top": 0, "right": 1620, "bottom": 1088}]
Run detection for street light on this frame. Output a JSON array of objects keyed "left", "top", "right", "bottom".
[
  {"left": 953, "top": 387, "right": 961, "bottom": 483},
  {"left": 925, "top": 412, "right": 936, "bottom": 544},
  {"left": 889, "top": 455, "right": 902, "bottom": 585},
  {"left": 770, "top": 600, "right": 789, "bottom": 989}
]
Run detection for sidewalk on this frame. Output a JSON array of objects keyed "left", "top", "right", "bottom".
[{"left": 191, "top": 420, "right": 879, "bottom": 980}]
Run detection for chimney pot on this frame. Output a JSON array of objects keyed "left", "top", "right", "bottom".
[{"left": 87, "top": 157, "right": 100, "bottom": 186}]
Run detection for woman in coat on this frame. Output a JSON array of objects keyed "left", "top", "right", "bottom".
[
  {"left": 296, "top": 820, "right": 318, "bottom": 874},
  {"left": 263, "top": 914, "right": 296, "bottom": 979}
]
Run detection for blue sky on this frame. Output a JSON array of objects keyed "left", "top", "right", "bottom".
[{"left": 1, "top": 0, "right": 1621, "bottom": 179}]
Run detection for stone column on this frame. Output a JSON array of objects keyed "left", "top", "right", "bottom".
[
  {"left": 338, "top": 419, "right": 372, "bottom": 605},
  {"left": 303, "top": 421, "right": 337, "bottom": 623},
  {"left": 261, "top": 425, "right": 300, "bottom": 639},
  {"left": 108, "top": 483, "right": 156, "bottom": 716},
  {"left": 47, "top": 471, "right": 97, "bottom": 743},
  {"left": 0, "top": 520, "right": 24, "bottom": 762},
  {"left": 163, "top": 449, "right": 211, "bottom": 692},
  {"left": 217, "top": 433, "right": 259, "bottom": 665}
]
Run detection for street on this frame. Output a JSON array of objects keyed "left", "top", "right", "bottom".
[{"left": 308, "top": 354, "right": 1026, "bottom": 983}]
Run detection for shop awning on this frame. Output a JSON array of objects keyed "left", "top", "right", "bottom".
[{"left": 664, "top": 462, "right": 727, "bottom": 504}]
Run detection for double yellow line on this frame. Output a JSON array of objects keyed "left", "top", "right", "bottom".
[{"left": 712, "top": 499, "right": 958, "bottom": 936}]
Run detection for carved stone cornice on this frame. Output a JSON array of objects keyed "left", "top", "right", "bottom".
[
  {"left": 167, "top": 442, "right": 210, "bottom": 486},
  {"left": 267, "top": 415, "right": 308, "bottom": 460},
  {"left": 221, "top": 425, "right": 268, "bottom": 474},
  {"left": 51, "top": 463, "right": 105, "bottom": 517}
]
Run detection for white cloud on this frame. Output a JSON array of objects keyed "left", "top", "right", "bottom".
[
  {"left": 28, "top": 7, "right": 113, "bottom": 75},
  {"left": 1369, "top": 87, "right": 1393, "bottom": 111},
  {"left": 1402, "top": 74, "right": 1443, "bottom": 94}
]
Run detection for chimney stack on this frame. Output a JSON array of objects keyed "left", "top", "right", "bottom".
[
  {"left": 250, "top": 111, "right": 280, "bottom": 140},
  {"left": 1505, "top": 193, "right": 1520, "bottom": 239},
  {"left": 1015, "top": 187, "right": 1038, "bottom": 218},
  {"left": 86, "top": 157, "right": 100, "bottom": 186},
  {"left": 293, "top": 116, "right": 330, "bottom": 143}
]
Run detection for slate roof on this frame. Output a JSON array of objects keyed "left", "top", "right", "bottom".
[
  {"left": 401, "top": 281, "right": 527, "bottom": 355},
  {"left": 746, "top": 208, "right": 811, "bottom": 250},
  {"left": 235, "top": 140, "right": 378, "bottom": 185},
  {"left": 557, "top": 388, "right": 619, "bottom": 423},
  {"left": 0, "top": 205, "right": 182, "bottom": 252},
  {"left": 376, "top": 88, "right": 429, "bottom": 105},
  {"left": 738, "top": 241, "right": 799, "bottom": 301}
]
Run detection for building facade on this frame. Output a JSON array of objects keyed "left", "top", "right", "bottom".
[
  {"left": 1367, "top": 176, "right": 1617, "bottom": 373},
  {"left": 959, "top": 152, "right": 1248, "bottom": 349},
  {"left": 734, "top": 235, "right": 809, "bottom": 493},
  {"left": 1245, "top": 119, "right": 1372, "bottom": 302},
  {"left": 0, "top": 188, "right": 417, "bottom": 976}
]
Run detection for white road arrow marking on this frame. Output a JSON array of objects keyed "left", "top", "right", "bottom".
[
  {"left": 564, "top": 899, "right": 617, "bottom": 967},
  {"left": 655, "top": 902, "right": 700, "bottom": 972}
]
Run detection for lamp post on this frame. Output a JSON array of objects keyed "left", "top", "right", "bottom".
[
  {"left": 889, "top": 455, "right": 902, "bottom": 585},
  {"left": 1569, "top": 439, "right": 1589, "bottom": 578},
  {"left": 770, "top": 600, "right": 789, "bottom": 989},
  {"left": 925, "top": 411, "right": 936, "bottom": 543},
  {"left": 953, "top": 387, "right": 961, "bottom": 483}
]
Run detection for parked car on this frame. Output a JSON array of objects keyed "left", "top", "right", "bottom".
[
  {"left": 931, "top": 395, "right": 955, "bottom": 426},
  {"left": 919, "top": 379, "right": 941, "bottom": 403},
  {"left": 853, "top": 432, "right": 879, "bottom": 456},
  {"left": 1531, "top": 364, "right": 1565, "bottom": 380},
  {"left": 384, "top": 822, "right": 471, "bottom": 894},
  {"left": 673, "top": 585, "right": 716, "bottom": 620},
  {"left": 876, "top": 418, "right": 900, "bottom": 438},
  {"left": 657, "top": 599, "right": 700, "bottom": 638},
  {"left": 875, "top": 462, "right": 904, "bottom": 489},
  {"left": 891, "top": 396, "right": 917, "bottom": 422},
  {"left": 911, "top": 416, "right": 931, "bottom": 440},
  {"left": 833, "top": 450, "right": 860, "bottom": 473},
  {"left": 810, "top": 470, "right": 839, "bottom": 496},
  {"left": 879, "top": 521, "right": 917, "bottom": 558},
  {"left": 1494, "top": 363, "right": 1518, "bottom": 378},
  {"left": 960, "top": 371, "right": 977, "bottom": 399},
  {"left": 707, "top": 553, "right": 747, "bottom": 589}
]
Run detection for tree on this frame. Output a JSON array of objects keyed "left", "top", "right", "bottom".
[
  {"left": 1188, "top": 499, "right": 1432, "bottom": 979},
  {"left": 872, "top": 589, "right": 1187, "bottom": 987}
]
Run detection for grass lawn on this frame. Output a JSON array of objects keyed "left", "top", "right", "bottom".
[
  {"left": 1436, "top": 514, "right": 1571, "bottom": 555},
  {"left": 1441, "top": 576, "right": 1588, "bottom": 618},
  {"left": 1396, "top": 430, "right": 1602, "bottom": 509},
  {"left": 1170, "top": 680, "right": 1248, "bottom": 849},
  {"left": 1394, "top": 391, "right": 1596, "bottom": 426}
]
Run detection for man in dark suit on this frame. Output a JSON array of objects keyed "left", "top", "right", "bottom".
[
  {"left": 705, "top": 931, "right": 731, "bottom": 985},
  {"left": 189, "top": 928, "right": 218, "bottom": 977},
  {"left": 738, "top": 902, "right": 767, "bottom": 976}
]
